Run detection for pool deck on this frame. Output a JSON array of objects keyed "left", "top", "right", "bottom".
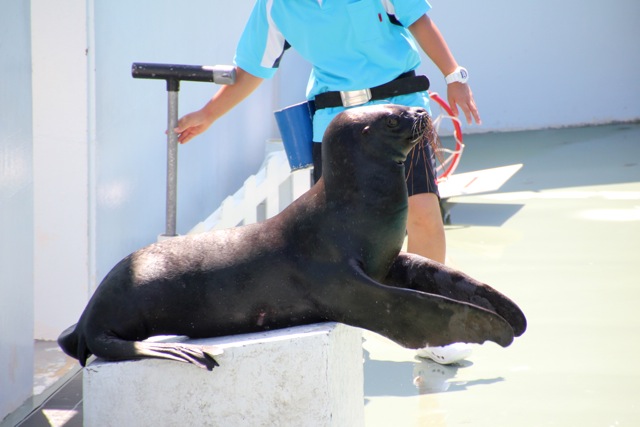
[
  {"left": 7, "top": 122, "right": 640, "bottom": 427},
  {"left": 363, "top": 122, "right": 640, "bottom": 426}
]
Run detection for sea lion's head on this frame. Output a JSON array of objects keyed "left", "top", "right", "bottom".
[{"left": 322, "top": 104, "right": 433, "bottom": 169}]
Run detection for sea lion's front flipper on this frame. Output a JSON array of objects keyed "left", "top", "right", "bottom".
[
  {"left": 384, "top": 252, "right": 527, "bottom": 337},
  {"left": 319, "top": 260, "right": 517, "bottom": 349}
]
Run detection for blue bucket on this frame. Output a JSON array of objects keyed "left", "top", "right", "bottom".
[{"left": 274, "top": 101, "right": 314, "bottom": 171}]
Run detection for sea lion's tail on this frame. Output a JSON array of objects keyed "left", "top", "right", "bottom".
[{"left": 58, "top": 323, "right": 92, "bottom": 366}]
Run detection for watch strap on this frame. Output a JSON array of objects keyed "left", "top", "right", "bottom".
[{"left": 445, "top": 66, "right": 469, "bottom": 85}]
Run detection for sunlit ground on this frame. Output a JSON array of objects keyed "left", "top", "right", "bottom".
[{"left": 363, "top": 122, "right": 640, "bottom": 426}]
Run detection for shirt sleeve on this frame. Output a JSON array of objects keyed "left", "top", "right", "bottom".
[
  {"left": 384, "top": 0, "right": 432, "bottom": 27},
  {"left": 234, "top": 0, "right": 286, "bottom": 79}
]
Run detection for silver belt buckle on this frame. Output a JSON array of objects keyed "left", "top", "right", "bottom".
[{"left": 340, "top": 88, "right": 372, "bottom": 107}]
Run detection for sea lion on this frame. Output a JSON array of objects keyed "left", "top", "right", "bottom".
[{"left": 58, "top": 104, "right": 526, "bottom": 370}]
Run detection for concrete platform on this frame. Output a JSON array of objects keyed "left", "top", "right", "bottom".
[{"left": 83, "top": 323, "right": 363, "bottom": 427}]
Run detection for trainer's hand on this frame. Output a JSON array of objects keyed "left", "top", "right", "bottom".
[
  {"left": 173, "top": 109, "right": 215, "bottom": 144},
  {"left": 447, "top": 82, "right": 481, "bottom": 125}
]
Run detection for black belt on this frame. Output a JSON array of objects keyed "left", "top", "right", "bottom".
[{"left": 313, "top": 71, "right": 430, "bottom": 110}]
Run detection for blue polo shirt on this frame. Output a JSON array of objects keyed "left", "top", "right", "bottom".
[{"left": 235, "top": 0, "right": 433, "bottom": 141}]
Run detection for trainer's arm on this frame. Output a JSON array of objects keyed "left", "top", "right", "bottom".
[
  {"left": 174, "top": 67, "right": 264, "bottom": 144},
  {"left": 409, "top": 15, "right": 481, "bottom": 125}
]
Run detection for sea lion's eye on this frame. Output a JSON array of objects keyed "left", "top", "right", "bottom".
[{"left": 386, "top": 117, "right": 399, "bottom": 128}]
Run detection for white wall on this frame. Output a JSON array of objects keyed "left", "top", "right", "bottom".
[
  {"left": 31, "top": 0, "right": 92, "bottom": 342},
  {"left": 419, "top": 0, "right": 640, "bottom": 132},
  {"left": 0, "top": 1, "right": 34, "bottom": 419},
  {"left": 27, "top": 0, "right": 276, "bottom": 340},
  {"left": 91, "top": 0, "right": 275, "bottom": 286}
]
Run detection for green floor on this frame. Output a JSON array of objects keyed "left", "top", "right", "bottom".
[{"left": 363, "top": 122, "right": 640, "bottom": 426}]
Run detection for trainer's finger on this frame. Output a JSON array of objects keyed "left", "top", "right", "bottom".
[
  {"left": 178, "top": 130, "right": 192, "bottom": 144},
  {"left": 470, "top": 102, "right": 482, "bottom": 125},
  {"left": 448, "top": 97, "right": 460, "bottom": 118},
  {"left": 174, "top": 120, "right": 188, "bottom": 135},
  {"left": 461, "top": 103, "right": 473, "bottom": 125},
  {"left": 166, "top": 127, "right": 181, "bottom": 137}
]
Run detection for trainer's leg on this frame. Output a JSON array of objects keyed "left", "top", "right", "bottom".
[
  {"left": 407, "top": 193, "right": 446, "bottom": 263},
  {"left": 407, "top": 193, "right": 473, "bottom": 364}
]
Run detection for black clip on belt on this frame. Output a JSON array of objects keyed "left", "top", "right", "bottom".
[{"left": 313, "top": 71, "right": 430, "bottom": 110}]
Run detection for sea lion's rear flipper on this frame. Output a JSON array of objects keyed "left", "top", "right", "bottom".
[
  {"left": 88, "top": 334, "right": 223, "bottom": 371},
  {"left": 319, "top": 259, "right": 518, "bottom": 349},
  {"left": 58, "top": 324, "right": 79, "bottom": 357},
  {"left": 58, "top": 324, "right": 94, "bottom": 366},
  {"left": 384, "top": 252, "right": 527, "bottom": 337}
]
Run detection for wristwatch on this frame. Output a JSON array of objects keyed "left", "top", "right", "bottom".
[{"left": 445, "top": 66, "right": 469, "bottom": 85}]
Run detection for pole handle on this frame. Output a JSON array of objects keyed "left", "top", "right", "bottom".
[{"left": 131, "top": 63, "right": 236, "bottom": 86}]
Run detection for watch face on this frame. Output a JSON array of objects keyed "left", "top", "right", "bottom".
[{"left": 460, "top": 68, "right": 468, "bottom": 80}]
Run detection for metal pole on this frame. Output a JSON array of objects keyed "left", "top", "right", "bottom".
[
  {"left": 165, "top": 79, "right": 180, "bottom": 237},
  {"left": 131, "top": 63, "right": 236, "bottom": 238}
]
